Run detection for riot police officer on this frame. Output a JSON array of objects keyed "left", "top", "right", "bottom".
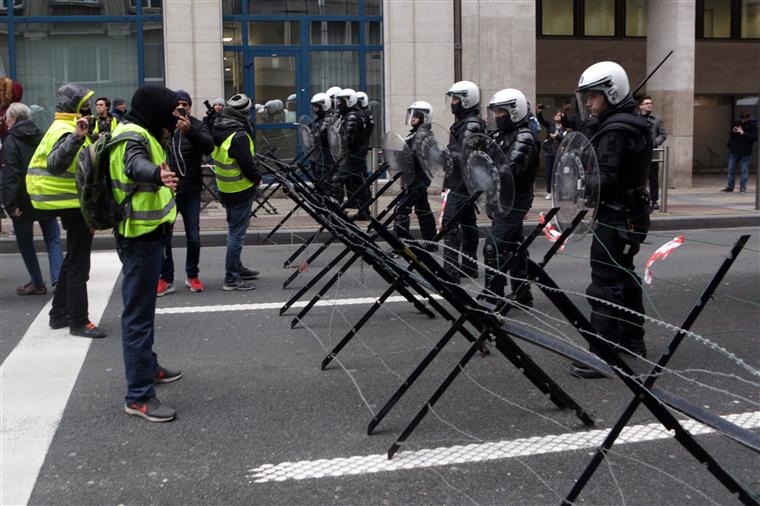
[
  {"left": 483, "top": 89, "right": 539, "bottom": 307},
  {"left": 309, "top": 92, "right": 338, "bottom": 197},
  {"left": 357, "top": 91, "right": 375, "bottom": 145},
  {"left": 571, "top": 61, "right": 653, "bottom": 379},
  {"left": 394, "top": 101, "right": 437, "bottom": 248},
  {"left": 334, "top": 88, "right": 371, "bottom": 218},
  {"left": 442, "top": 80, "right": 484, "bottom": 283}
]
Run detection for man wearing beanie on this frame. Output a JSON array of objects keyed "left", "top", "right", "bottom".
[
  {"left": 110, "top": 85, "right": 183, "bottom": 422},
  {"left": 157, "top": 89, "right": 214, "bottom": 296},
  {"left": 111, "top": 97, "right": 127, "bottom": 122},
  {"left": 211, "top": 93, "right": 262, "bottom": 290}
]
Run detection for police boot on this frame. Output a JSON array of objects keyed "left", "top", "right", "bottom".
[{"left": 461, "top": 254, "right": 479, "bottom": 279}]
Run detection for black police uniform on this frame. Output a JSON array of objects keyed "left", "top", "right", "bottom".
[
  {"left": 334, "top": 105, "right": 371, "bottom": 215},
  {"left": 394, "top": 122, "right": 436, "bottom": 243},
  {"left": 483, "top": 122, "right": 539, "bottom": 304},
  {"left": 586, "top": 96, "right": 652, "bottom": 357},
  {"left": 442, "top": 108, "right": 484, "bottom": 281},
  {"left": 311, "top": 109, "right": 337, "bottom": 196}
]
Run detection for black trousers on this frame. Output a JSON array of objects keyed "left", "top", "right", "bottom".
[
  {"left": 441, "top": 189, "right": 479, "bottom": 278},
  {"left": 648, "top": 161, "right": 659, "bottom": 204},
  {"left": 586, "top": 211, "right": 649, "bottom": 356},
  {"left": 483, "top": 194, "right": 531, "bottom": 299},
  {"left": 50, "top": 212, "right": 94, "bottom": 328},
  {"left": 394, "top": 180, "right": 436, "bottom": 241},
  {"left": 335, "top": 163, "right": 371, "bottom": 213}
]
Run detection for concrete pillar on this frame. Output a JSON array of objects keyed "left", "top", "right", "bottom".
[
  {"left": 383, "top": 0, "right": 454, "bottom": 132},
  {"left": 163, "top": 0, "right": 224, "bottom": 117},
  {"left": 461, "top": 0, "right": 536, "bottom": 115},
  {"left": 646, "top": 0, "right": 696, "bottom": 189}
]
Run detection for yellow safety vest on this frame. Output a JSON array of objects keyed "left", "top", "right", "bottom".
[
  {"left": 26, "top": 116, "right": 91, "bottom": 210},
  {"left": 108, "top": 122, "right": 177, "bottom": 238},
  {"left": 211, "top": 132, "right": 256, "bottom": 194},
  {"left": 93, "top": 116, "right": 118, "bottom": 135}
]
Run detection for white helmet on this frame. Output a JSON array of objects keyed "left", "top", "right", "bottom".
[
  {"left": 287, "top": 93, "right": 297, "bottom": 103},
  {"left": 226, "top": 93, "right": 253, "bottom": 114},
  {"left": 336, "top": 88, "right": 358, "bottom": 109},
  {"left": 310, "top": 92, "right": 331, "bottom": 113},
  {"left": 405, "top": 100, "right": 433, "bottom": 125},
  {"left": 488, "top": 88, "right": 528, "bottom": 129},
  {"left": 576, "top": 61, "right": 630, "bottom": 117},
  {"left": 446, "top": 80, "right": 480, "bottom": 111},
  {"left": 356, "top": 91, "right": 369, "bottom": 109},
  {"left": 264, "top": 99, "right": 284, "bottom": 113},
  {"left": 325, "top": 86, "right": 342, "bottom": 98}
]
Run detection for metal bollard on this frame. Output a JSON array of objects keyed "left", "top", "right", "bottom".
[{"left": 370, "top": 148, "right": 380, "bottom": 217}]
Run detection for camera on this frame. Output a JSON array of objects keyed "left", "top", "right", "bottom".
[{"left": 177, "top": 107, "right": 188, "bottom": 117}]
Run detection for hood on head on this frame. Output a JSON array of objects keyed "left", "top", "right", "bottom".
[
  {"left": 124, "top": 85, "right": 179, "bottom": 140},
  {"left": 56, "top": 84, "right": 94, "bottom": 114},
  {"left": 10, "top": 119, "right": 44, "bottom": 145},
  {"left": 212, "top": 106, "right": 254, "bottom": 145}
]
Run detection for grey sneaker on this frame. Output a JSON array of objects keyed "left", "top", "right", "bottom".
[
  {"left": 154, "top": 366, "right": 183, "bottom": 384},
  {"left": 222, "top": 280, "right": 256, "bottom": 291},
  {"left": 124, "top": 397, "right": 176, "bottom": 422},
  {"left": 239, "top": 267, "right": 260, "bottom": 280}
]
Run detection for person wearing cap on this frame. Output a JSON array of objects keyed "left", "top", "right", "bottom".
[
  {"left": 211, "top": 93, "right": 262, "bottom": 291},
  {"left": 111, "top": 97, "right": 127, "bottom": 122},
  {"left": 110, "top": 85, "right": 183, "bottom": 422},
  {"left": 157, "top": 89, "right": 215, "bottom": 296},
  {"left": 26, "top": 83, "right": 106, "bottom": 338}
]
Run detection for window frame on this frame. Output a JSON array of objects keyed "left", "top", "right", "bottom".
[
  {"left": 537, "top": 0, "right": 646, "bottom": 39},
  {"left": 696, "top": 0, "right": 760, "bottom": 40}
]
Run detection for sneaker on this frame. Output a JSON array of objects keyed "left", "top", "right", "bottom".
[
  {"left": 156, "top": 279, "right": 175, "bottom": 297},
  {"left": 571, "top": 362, "right": 606, "bottom": 379},
  {"left": 739, "top": 188, "right": 747, "bottom": 193},
  {"left": 70, "top": 322, "right": 107, "bottom": 339},
  {"left": 222, "top": 280, "right": 256, "bottom": 291},
  {"left": 124, "top": 397, "right": 176, "bottom": 423},
  {"left": 650, "top": 202, "right": 660, "bottom": 210},
  {"left": 544, "top": 193, "right": 552, "bottom": 200},
  {"left": 16, "top": 282, "right": 47, "bottom": 296},
  {"left": 49, "top": 315, "right": 69, "bottom": 329},
  {"left": 720, "top": 187, "right": 733, "bottom": 192},
  {"left": 185, "top": 277, "right": 205, "bottom": 292},
  {"left": 239, "top": 267, "right": 259, "bottom": 280},
  {"left": 154, "top": 366, "right": 183, "bottom": 384}
]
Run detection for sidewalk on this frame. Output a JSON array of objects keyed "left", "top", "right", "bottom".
[{"left": 1, "top": 174, "right": 757, "bottom": 252}]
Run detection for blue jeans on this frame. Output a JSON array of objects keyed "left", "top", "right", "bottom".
[
  {"left": 116, "top": 229, "right": 166, "bottom": 404},
  {"left": 161, "top": 191, "right": 202, "bottom": 282},
  {"left": 727, "top": 153, "right": 752, "bottom": 190},
  {"left": 224, "top": 194, "right": 255, "bottom": 284},
  {"left": 12, "top": 215, "right": 64, "bottom": 286}
]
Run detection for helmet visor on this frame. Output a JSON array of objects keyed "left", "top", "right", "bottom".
[
  {"left": 405, "top": 108, "right": 428, "bottom": 126},
  {"left": 575, "top": 89, "right": 607, "bottom": 120}
]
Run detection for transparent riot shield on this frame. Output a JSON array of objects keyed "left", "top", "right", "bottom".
[
  {"left": 551, "top": 131, "right": 600, "bottom": 239},
  {"left": 327, "top": 115, "right": 347, "bottom": 163},
  {"left": 461, "top": 133, "right": 515, "bottom": 217},
  {"left": 382, "top": 132, "right": 415, "bottom": 187},
  {"left": 413, "top": 123, "right": 451, "bottom": 191},
  {"left": 297, "top": 115, "right": 322, "bottom": 164}
]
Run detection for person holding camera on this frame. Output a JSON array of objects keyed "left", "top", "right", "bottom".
[
  {"left": 722, "top": 110, "right": 758, "bottom": 193},
  {"left": 25, "top": 84, "right": 106, "bottom": 338},
  {"left": 157, "top": 90, "right": 215, "bottom": 296}
]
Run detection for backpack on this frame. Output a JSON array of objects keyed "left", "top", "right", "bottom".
[{"left": 76, "top": 131, "right": 148, "bottom": 230}]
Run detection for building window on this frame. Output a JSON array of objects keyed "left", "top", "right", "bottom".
[
  {"left": 541, "top": 0, "right": 575, "bottom": 36},
  {"left": 223, "top": 51, "right": 244, "bottom": 99},
  {"left": 223, "top": 22, "right": 243, "bottom": 45},
  {"left": 249, "top": 21, "right": 300, "bottom": 45},
  {"left": 309, "top": 51, "right": 360, "bottom": 98},
  {"left": 366, "top": 21, "right": 382, "bottom": 45},
  {"left": 310, "top": 21, "right": 359, "bottom": 45},
  {"left": 625, "top": 0, "right": 646, "bottom": 36},
  {"left": 703, "top": 0, "right": 733, "bottom": 37},
  {"left": 584, "top": 0, "right": 615, "bottom": 36},
  {"left": 0, "top": 0, "right": 24, "bottom": 13},
  {"left": 143, "top": 21, "right": 164, "bottom": 83},
  {"left": 249, "top": 0, "right": 308, "bottom": 15},
  {"left": 741, "top": 0, "right": 760, "bottom": 37}
]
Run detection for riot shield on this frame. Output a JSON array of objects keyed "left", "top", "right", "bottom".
[
  {"left": 551, "top": 131, "right": 599, "bottom": 239},
  {"left": 382, "top": 132, "right": 415, "bottom": 187},
  {"left": 297, "top": 115, "right": 322, "bottom": 163},
  {"left": 327, "top": 115, "right": 347, "bottom": 162},
  {"left": 461, "top": 133, "right": 515, "bottom": 216},
  {"left": 413, "top": 123, "right": 451, "bottom": 191}
]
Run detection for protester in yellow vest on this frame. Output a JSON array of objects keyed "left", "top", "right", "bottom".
[
  {"left": 210, "top": 93, "right": 262, "bottom": 291},
  {"left": 92, "top": 96, "right": 118, "bottom": 139},
  {"left": 112, "top": 85, "right": 183, "bottom": 423},
  {"left": 26, "top": 83, "right": 107, "bottom": 339}
]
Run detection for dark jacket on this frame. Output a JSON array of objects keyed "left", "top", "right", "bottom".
[
  {"left": 492, "top": 124, "right": 539, "bottom": 196},
  {"left": 342, "top": 107, "right": 370, "bottom": 167},
  {"left": 212, "top": 107, "right": 261, "bottom": 206},
  {"left": 727, "top": 118, "right": 758, "bottom": 157},
  {"left": 445, "top": 109, "right": 485, "bottom": 193},
  {"left": 47, "top": 84, "right": 92, "bottom": 177},
  {"left": 169, "top": 115, "right": 214, "bottom": 195},
  {"left": 642, "top": 112, "right": 667, "bottom": 148},
  {"left": 1, "top": 119, "right": 44, "bottom": 214},
  {"left": 536, "top": 110, "right": 566, "bottom": 156}
]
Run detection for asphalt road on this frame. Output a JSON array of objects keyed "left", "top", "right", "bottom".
[{"left": 1, "top": 226, "right": 758, "bottom": 505}]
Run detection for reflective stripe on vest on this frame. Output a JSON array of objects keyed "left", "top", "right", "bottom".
[
  {"left": 93, "top": 116, "right": 118, "bottom": 135},
  {"left": 211, "top": 132, "right": 255, "bottom": 194},
  {"left": 108, "top": 123, "right": 176, "bottom": 238},
  {"left": 26, "top": 119, "right": 90, "bottom": 210}
]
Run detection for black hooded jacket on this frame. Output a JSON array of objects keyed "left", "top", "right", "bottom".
[
  {"left": 119, "top": 86, "right": 179, "bottom": 191},
  {"left": 2, "top": 119, "right": 44, "bottom": 214},
  {"left": 445, "top": 108, "right": 485, "bottom": 193},
  {"left": 168, "top": 115, "right": 214, "bottom": 195},
  {"left": 211, "top": 107, "right": 261, "bottom": 206}
]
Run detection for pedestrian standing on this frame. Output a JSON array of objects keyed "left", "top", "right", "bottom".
[
  {"left": 638, "top": 96, "right": 667, "bottom": 209},
  {"left": 722, "top": 110, "right": 758, "bottom": 193}
]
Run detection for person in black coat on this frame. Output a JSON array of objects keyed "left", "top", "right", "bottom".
[
  {"left": 1, "top": 102, "right": 64, "bottom": 295},
  {"left": 722, "top": 110, "right": 758, "bottom": 193},
  {"left": 158, "top": 90, "right": 215, "bottom": 295},
  {"left": 536, "top": 106, "right": 567, "bottom": 199}
]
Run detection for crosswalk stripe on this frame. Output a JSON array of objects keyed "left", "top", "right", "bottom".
[{"left": 0, "top": 252, "right": 121, "bottom": 506}]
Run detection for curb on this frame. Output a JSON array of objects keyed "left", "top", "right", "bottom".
[{"left": 1, "top": 213, "right": 757, "bottom": 253}]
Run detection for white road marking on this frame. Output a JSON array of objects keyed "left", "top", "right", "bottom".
[
  {"left": 156, "top": 294, "right": 443, "bottom": 314},
  {"left": 1, "top": 252, "right": 121, "bottom": 506},
  {"left": 247, "top": 411, "right": 760, "bottom": 483}
]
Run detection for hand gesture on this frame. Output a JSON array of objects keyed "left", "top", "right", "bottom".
[
  {"left": 159, "top": 162, "right": 179, "bottom": 191},
  {"left": 75, "top": 116, "right": 90, "bottom": 139},
  {"left": 176, "top": 115, "right": 191, "bottom": 134}
]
